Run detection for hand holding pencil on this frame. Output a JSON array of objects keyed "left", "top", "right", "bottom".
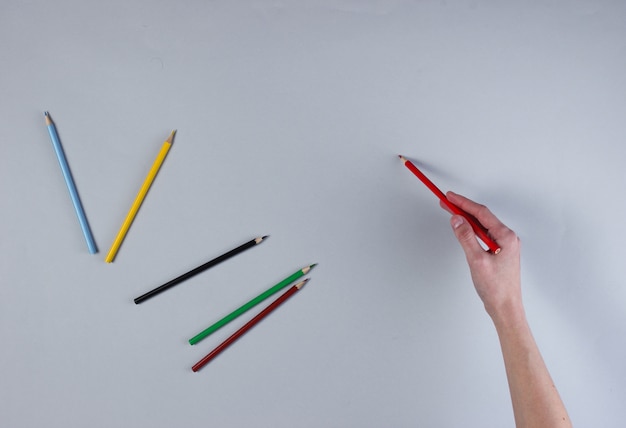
[
  {"left": 399, "top": 155, "right": 501, "bottom": 254},
  {"left": 443, "top": 191, "right": 521, "bottom": 318},
  {"left": 442, "top": 194, "right": 571, "bottom": 427}
]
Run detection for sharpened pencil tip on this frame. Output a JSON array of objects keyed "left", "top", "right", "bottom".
[
  {"left": 44, "top": 111, "right": 49, "bottom": 116},
  {"left": 302, "top": 263, "right": 317, "bottom": 275},
  {"left": 255, "top": 235, "right": 269, "bottom": 244},
  {"left": 295, "top": 278, "right": 310, "bottom": 289},
  {"left": 165, "top": 129, "right": 176, "bottom": 144},
  {"left": 302, "top": 263, "right": 317, "bottom": 274}
]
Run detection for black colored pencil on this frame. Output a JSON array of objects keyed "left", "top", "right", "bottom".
[{"left": 133, "top": 236, "right": 268, "bottom": 304}]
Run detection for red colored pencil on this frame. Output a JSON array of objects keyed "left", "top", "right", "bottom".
[
  {"left": 399, "top": 155, "right": 501, "bottom": 254},
  {"left": 192, "top": 278, "right": 310, "bottom": 372}
]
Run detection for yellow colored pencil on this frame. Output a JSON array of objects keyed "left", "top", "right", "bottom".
[{"left": 105, "top": 130, "right": 176, "bottom": 263}]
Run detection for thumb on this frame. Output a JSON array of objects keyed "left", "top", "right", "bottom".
[{"left": 450, "top": 215, "right": 484, "bottom": 258}]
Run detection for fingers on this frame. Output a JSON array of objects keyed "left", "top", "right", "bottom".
[
  {"left": 450, "top": 215, "right": 485, "bottom": 260},
  {"left": 445, "top": 191, "right": 503, "bottom": 232},
  {"left": 445, "top": 191, "right": 518, "bottom": 247}
]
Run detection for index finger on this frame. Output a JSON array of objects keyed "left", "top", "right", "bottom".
[{"left": 445, "top": 191, "right": 504, "bottom": 232}]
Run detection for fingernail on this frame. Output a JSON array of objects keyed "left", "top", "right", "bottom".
[{"left": 451, "top": 216, "right": 464, "bottom": 229}]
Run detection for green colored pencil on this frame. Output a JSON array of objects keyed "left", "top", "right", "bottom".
[{"left": 189, "top": 263, "right": 317, "bottom": 345}]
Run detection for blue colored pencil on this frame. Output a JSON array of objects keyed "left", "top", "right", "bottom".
[{"left": 44, "top": 111, "right": 98, "bottom": 254}]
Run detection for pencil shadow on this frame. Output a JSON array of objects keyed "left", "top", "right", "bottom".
[{"left": 400, "top": 154, "right": 461, "bottom": 183}]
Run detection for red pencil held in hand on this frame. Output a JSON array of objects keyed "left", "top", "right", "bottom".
[{"left": 399, "top": 155, "right": 501, "bottom": 254}]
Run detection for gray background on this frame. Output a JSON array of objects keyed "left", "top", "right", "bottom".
[{"left": 1, "top": 0, "right": 625, "bottom": 427}]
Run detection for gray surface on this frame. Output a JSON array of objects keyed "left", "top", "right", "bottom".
[{"left": 1, "top": 1, "right": 625, "bottom": 427}]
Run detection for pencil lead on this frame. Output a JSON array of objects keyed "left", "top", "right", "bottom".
[
  {"left": 310, "top": 263, "right": 318, "bottom": 269},
  {"left": 44, "top": 111, "right": 49, "bottom": 116},
  {"left": 398, "top": 154, "right": 407, "bottom": 162}
]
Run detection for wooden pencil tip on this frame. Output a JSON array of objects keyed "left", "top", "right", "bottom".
[
  {"left": 295, "top": 278, "right": 310, "bottom": 289},
  {"left": 255, "top": 235, "right": 269, "bottom": 244},
  {"left": 166, "top": 129, "right": 176, "bottom": 144}
]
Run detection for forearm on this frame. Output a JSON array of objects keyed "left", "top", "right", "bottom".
[
  {"left": 491, "top": 303, "right": 572, "bottom": 428},
  {"left": 444, "top": 193, "right": 571, "bottom": 426}
]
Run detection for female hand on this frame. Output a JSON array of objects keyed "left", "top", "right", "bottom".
[{"left": 443, "top": 191, "right": 523, "bottom": 321}]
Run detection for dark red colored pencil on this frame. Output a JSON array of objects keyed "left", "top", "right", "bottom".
[
  {"left": 399, "top": 155, "right": 501, "bottom": 254},
  {"left": 192, "top": 279, "right": 309, "bottom": 372}
]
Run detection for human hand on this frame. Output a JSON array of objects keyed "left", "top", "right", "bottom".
[
  {"left": 442, "top": 193, "right": 572, "bottom": 427},
  {"left": 442, "top": 192, "right": 523, "bottom": 322}
]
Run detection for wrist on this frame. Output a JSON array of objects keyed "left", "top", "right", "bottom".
[{"left": 487, "top": 298, "right": 527, "bottom": 330}]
